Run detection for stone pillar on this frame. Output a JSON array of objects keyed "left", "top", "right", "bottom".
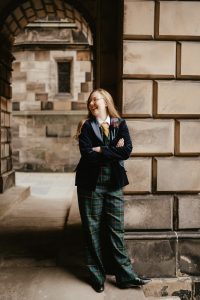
[
  {"left": 0, "top": 34, "right": 15, "bottom": 193},
  {"left": 122, "top": 0, "right": 200, "bottom": 279}
]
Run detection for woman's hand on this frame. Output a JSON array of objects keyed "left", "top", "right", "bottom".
[
  {"left": 116, "top": 138, "right": 124, "bottom": 148},
  {"left": 92, "top": 139, "right": 124, "bottom": 152},
  {"left": 92, "top": 146, "right": 102, "bottom": 152}
]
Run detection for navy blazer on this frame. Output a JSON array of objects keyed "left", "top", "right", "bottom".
[{"left": 75, "top": 116, "right": 133, "bottom": 190}]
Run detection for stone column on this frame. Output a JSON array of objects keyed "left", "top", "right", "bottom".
[
  {"left": 0, "top": 34, "right": 15, "bottom": 193},
  {"left": 122, "top": 0, "right": 200, "bottom": 280}
]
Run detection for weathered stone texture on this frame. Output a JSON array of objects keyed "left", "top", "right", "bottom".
[
  {"left": 26, "top": 83, "right": 46, "bottom": 93},
  {"left": 125, "top": 234, "right": 176, "bottom": 277},
  {"left": 123, "top": 41, "right": 176, "bottom": 76},
  {"left": 143, "top": 277, "right": 192, "bottom": 299},
  {"left": 11, "top": 114, "right": 85, "bottom": 172},
  {"left": 180, "top": 42, "right": 200, "bottom": 76},
  {"left": 178, "top": 196, "right": 200, "bottom": 229},
  {"left": 156, "top": 157, "right": 200, "bottom": 192},
  {"left": 124, "top": 158, "right": 151, "bottom": 193},
  {"left": 156, "top": 80, "right": 200, "bottom": 115},
  {"left": 124, "top": 0, "right": 154, "bottom": 36},
  {"left": 159, "top": 1, "right": 200, "bottom": 37},
  {"left": 178, "top": 234, "right": 200, "bottom": 276},
  {"left": 12, "top": 47, "right": 93, "bottom": 106},
  {"left": 35, "top": 51, "right": 50, "bottom": 61},
  {"left": 122, "top": 80, "right": 152, "bottom": 115},
  {"left": 53, "top": 100, "right": 71, "bottom": 111},
  {"left": 20, "top": 102, "right": 41, "bottom": 111},
  {"left": 178, "top": 120, "right": 200, "bottom": 154},
  {"left": 76, "top": 50, "right": 91, "bottom": 61},
  {"left": 124, "top": 195, "right": 173, "bottom": 230},
  {"left": 127, "top": 119, "right": 174, "bottom": 155}
]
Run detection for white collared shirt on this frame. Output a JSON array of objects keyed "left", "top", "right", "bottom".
[{"left": 96, "top": 115, "right": 110, "bottom": 126}]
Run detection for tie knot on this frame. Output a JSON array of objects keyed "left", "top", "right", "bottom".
[{"left": 101, "top": 122, "right": 109, "bottom": 137}]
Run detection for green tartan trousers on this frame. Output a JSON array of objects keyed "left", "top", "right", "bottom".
[{"left": 77, "top": 164, "right": 138, "bottom": 285}]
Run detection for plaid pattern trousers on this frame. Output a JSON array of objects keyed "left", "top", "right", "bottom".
[{"left": 77, "top": 164, "right": 138, "bottom": 285}]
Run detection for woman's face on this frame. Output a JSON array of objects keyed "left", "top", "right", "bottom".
[{"left": 88, "top": 91, "right": 107, "bottom": 117}]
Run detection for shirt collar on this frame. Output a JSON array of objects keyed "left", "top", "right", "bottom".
[{"left": 96, "top": 115, "right": 110, "bottom": 126}]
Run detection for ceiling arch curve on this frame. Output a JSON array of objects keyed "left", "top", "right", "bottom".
[{"left": 0, "top": 0, "right": 93, "bottom": 45}]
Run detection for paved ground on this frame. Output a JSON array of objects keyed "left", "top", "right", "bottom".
[{"left": 0, "top": 172, "right": 179, "bottom": 300}]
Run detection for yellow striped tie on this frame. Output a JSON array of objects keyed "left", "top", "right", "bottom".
[{"left": 101, "top": 122, "right": 109, "bottom": 137}]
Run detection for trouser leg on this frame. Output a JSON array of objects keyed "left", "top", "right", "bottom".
[
  {"left": 77, "top": 188, "right": 106, "bottom": 285},
  {"left": 104, "top": 189, "right": 138, "bottom": 283}
]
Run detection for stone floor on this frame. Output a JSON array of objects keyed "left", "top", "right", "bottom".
[{"left": 0, "top": 172, "right": 180, "bottom": 300}]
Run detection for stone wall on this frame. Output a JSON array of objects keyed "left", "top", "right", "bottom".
[
  {"left": 0, "top": 37, "right": 15, "bottom": 192},
  {"left": 122, "top": 0, "right": 200, "bottom": 279},
  {"left": 12, "top": 112, "right": 84, "bottom": 172},
  {"left": 11, "top": 20, "right": 92, "bottom": 171}
]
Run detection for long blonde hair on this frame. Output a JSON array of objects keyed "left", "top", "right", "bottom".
[{"left": 74, "top": 88, "right": 120, "bottom": 140}]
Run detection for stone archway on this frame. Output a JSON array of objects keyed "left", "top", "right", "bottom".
[
  {"left": 0, "top": 0, "right": 95, "bottom": 192},
  {"left": 0, "top": 0, "right": 122, "bottom": 192}
]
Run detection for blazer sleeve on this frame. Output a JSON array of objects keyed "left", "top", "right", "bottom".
[
  {"left": 100, "top": 119, "right": 133, "bottom": 161},
  {"left": 78, "top": 121, "right": 105, "bottom": 165}
]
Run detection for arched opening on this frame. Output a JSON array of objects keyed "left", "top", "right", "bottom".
[
  {"left": 0, "top": 0, "right": 122, "bottom": 192},
  {"left": 10, "top": 5, "right": 93, "bottom": 172},
  {"left": 0, "top": 0, "right": 95, "bottom": 190}
]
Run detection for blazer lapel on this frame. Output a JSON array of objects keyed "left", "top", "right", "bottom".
[
  {"left": 90, "top": 118, "right": 104, "bottom": 143},
  {"left": 90, "top": 117, "right": 120, "bottom": 143}
]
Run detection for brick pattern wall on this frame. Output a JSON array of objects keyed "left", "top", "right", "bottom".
[
  {"left": 12, "top": 113, "right": 85, "bottom": 172},
  {"left": 122, "top": 0, "right": 200, "bottom": 278},
  {"left": 12, "top": 48, "right": 92, "bottom": 112},
  {"left": 0, "top": 40, "right": 15, "bottom": 192},
  {"left": 10, "top": 17, "right": 93, "bottom": 172}
]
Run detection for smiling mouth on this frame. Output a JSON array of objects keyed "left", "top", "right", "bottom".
[{"left": 91, "top": 106, "right": 98, "bottom": 111}]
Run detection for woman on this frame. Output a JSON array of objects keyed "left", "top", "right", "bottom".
[{"left": 75, "top": 88, "right": 150, "bottom": 292}]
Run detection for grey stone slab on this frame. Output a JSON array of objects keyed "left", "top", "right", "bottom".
[
  {"left": 125, "top": 233, "right": 176, "bottom": 277},
  {"left": 178, "top": 233, "right": 200, "bottom": 276},
  {"left": 178, "top": 196, "right": 200, "bottom": 229},
  {"left": 0, "top": 186, "right": 30, "bottom": 220},
  {"left": 0, "top": 267, "right": 104, "bottom": 300},
  {"left": 143, "top": 277, "right": 192, "bottom": 299},
  {"left": 105, "top": 275, "right": 146, "bottom": 300},
  {"left": 124, "top": 195, "right": 173, "bottom": 230},
  {"left": 147, "top": 297, "right": 180, "bottom": 300}
]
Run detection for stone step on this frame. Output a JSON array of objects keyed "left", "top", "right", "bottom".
[
  {"left": 143, "top": 277, "right": 192, "bottom": 300},
  {"left": 0, "top": 185, "right": 30, "bottom": 220},
  {"left": 147, "top": 297, "right": 180, "bottom": 300}
]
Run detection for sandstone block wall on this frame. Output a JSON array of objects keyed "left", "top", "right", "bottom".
[
  {"left": 12, "top": 48, "right": 92, "bottom": 112},
  {"left": 123, "top": 1, "right": 200, "bottom": 274},
  {"left": 10, "top": 20, "right": 93, "bottom": 172},
  {"left": 0, "top": 43, "right": 15, "bottom": 192},
  {"left": 11, "top": 113, "right": 84, "bottom": 172},
  {"left": 123, "top": 0, "right": 200, "bottom": 195}
]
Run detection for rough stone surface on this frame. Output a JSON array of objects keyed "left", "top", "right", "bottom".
[
  {"left": 156, "top": 80, "right": 200, "bottom": 116},
  {"left": 143, "top": 277, "right": 192, "bottom": 299},
  {"left": 156, "top": 157, "right": 200, "bottom": 192},
  {"left": 178, "top": 120, "right": 200, "bottom": 154},
  {"left": 123, "top": 41, "right": 176, "bottom": 76},
  {"left": 11, "top": 114, "right": 85, "bottom": 172},
  {"left": 125, "top": 234, "right": 176, "bottom": 277},
  {"left": 159, "top": 1, "right": 200, "bottom": 37},
  {"left": 178, "top": 196, "right": 200, "bottom": 229},
  {"left": 0, "top": 186, "right": 30, "bottom": 219},
  {"left": 180, "top": 42, "right": 200, "bottom": 76},
  {"left": 122, "top": 80, "right": 152, "bottom": 116},
  {"left": 127, "top": 119, "right": 174, "bottom": 155},
  {"left": 124, "top": 158, "right": 152, "bottom": 193},
  {"left": 124, "top": 0, "right": 154, "bottom": 36},
  {"left": 178, "top": 233, "right": 200, "bottom": 276},
  {"left": 124, "top": 195, "right": 173, "bottom": 230}
]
